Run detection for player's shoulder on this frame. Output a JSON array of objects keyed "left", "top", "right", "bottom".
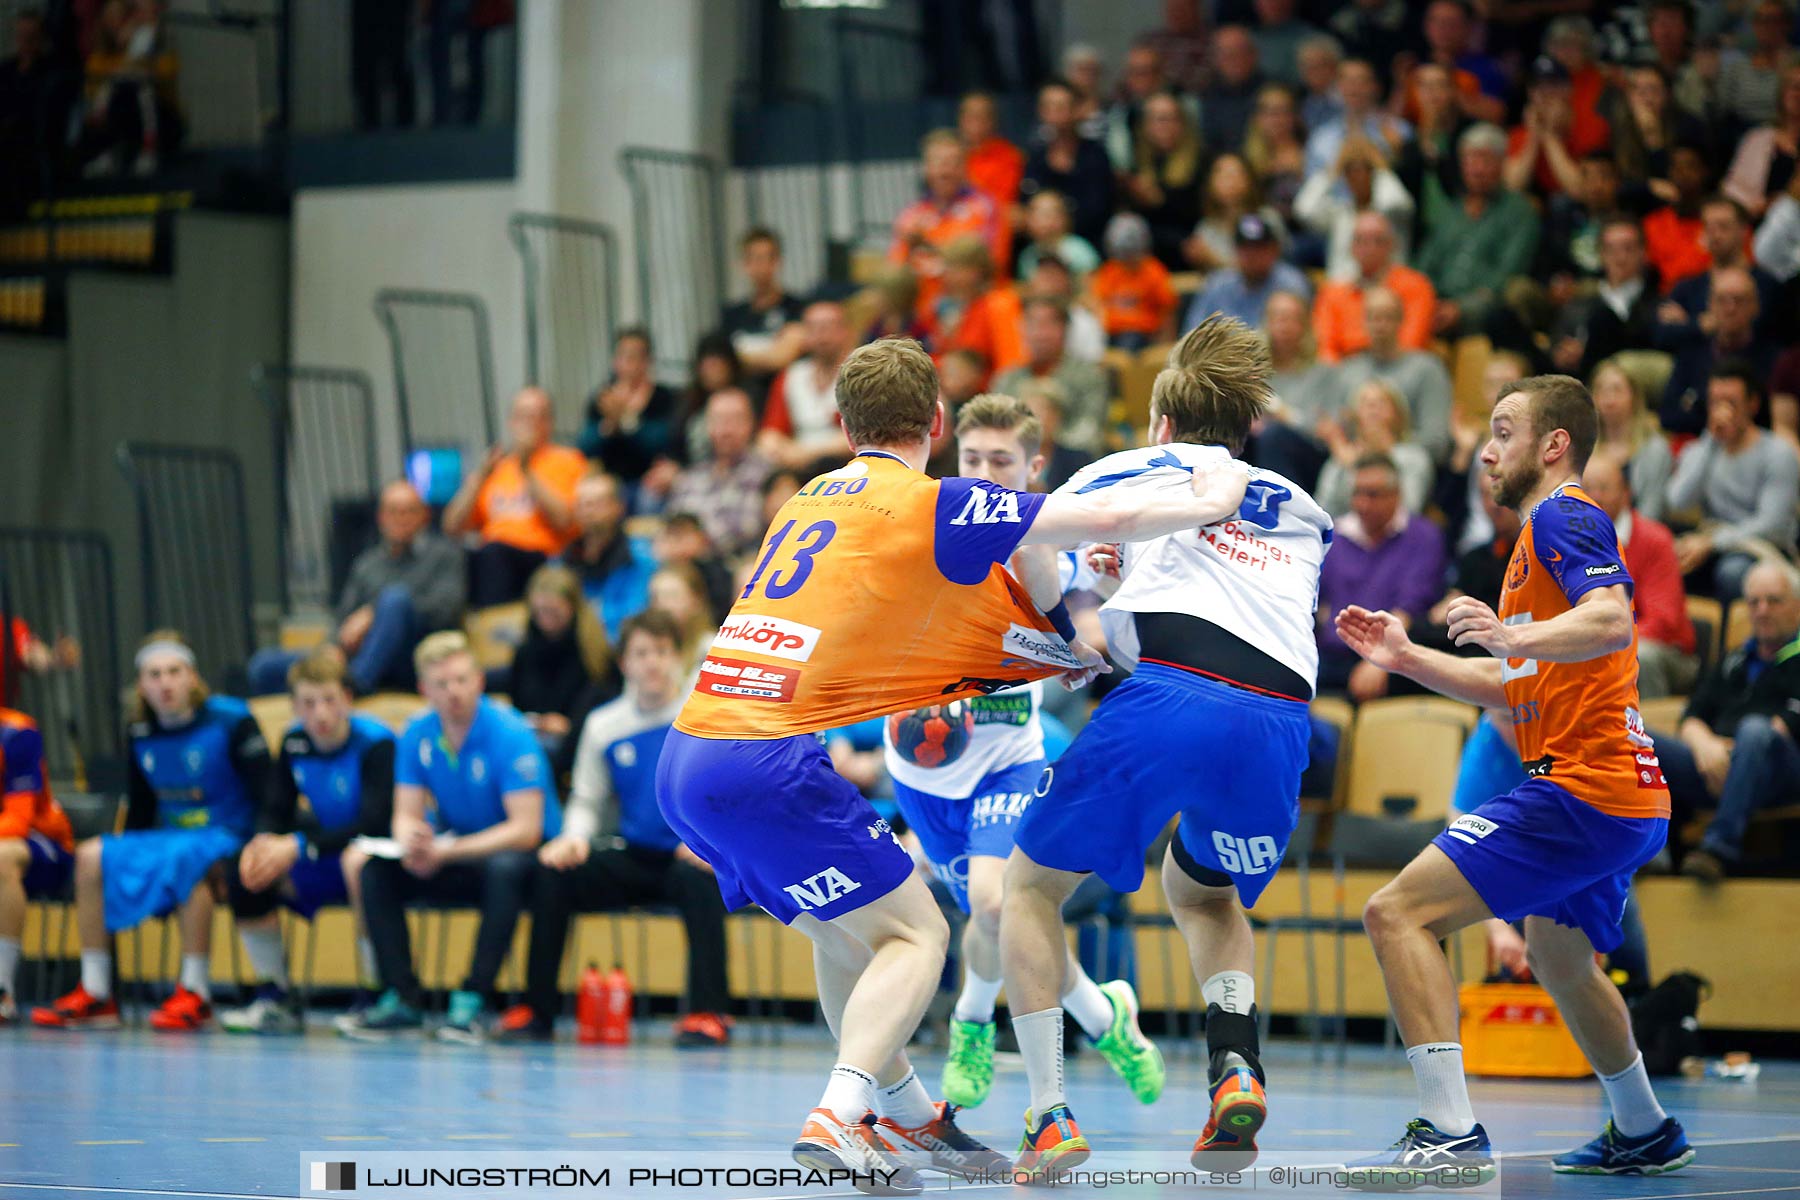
[
  {"left": 207, "top": 695, "right": 252, "bottom": 724},
  {"left": 1059, "top": 443, "right": 1225, "bottom": 495},
  {"left": 1529, "top": 485, "right": 1612, "bottom": 541},
  {"left": 581, "top": 694, "right": 637, "bottom": 741},
  {"left": 1240, "top": 465, "right": 1333, "bottom": 536},
  {"left": 348, "top": 714, "right": 396, "bottom": 747},
  {"left": 0, "top": 707, "right": 36, "bottom": 734}
]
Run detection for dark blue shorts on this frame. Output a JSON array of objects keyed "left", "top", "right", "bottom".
[
  {"left": 282, "top": 854, "right": 350, "bottom": 919},
  {"left": 893, "top": 759, "right": 1046, "bottom": 912},
  {"left": 22, "top": 831, "right": 74, "bottom": 897},
  {"left": 657, "top": 729, "right": 917, "bottom": 925},
  {"left": 1013, "top": 664, "right": 1310, "bottom": 906},
  {"left": 101, "top": 827, "right": 243, "bottom": 933},
  {"left": 1434, "top": 778, "right": 1667, "bottom": 953}
]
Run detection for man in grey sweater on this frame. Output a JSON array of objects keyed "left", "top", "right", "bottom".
[
  {"left": 1330, "top": 286, "right": 1453, "bottom": 462},
  {"left": 248, "top": 481, "right": 466, "bottom": 695},
  {"left": 1668, "top": 362, "right": 1800, "bottom": 602}
]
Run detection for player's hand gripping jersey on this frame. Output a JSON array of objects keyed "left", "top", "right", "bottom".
[
  {"left": 675, "top": 453, "right": 1082, "bottom": 739},
  {"left": 1498, "top": 484, "right": 1668, "bottom": 818}
]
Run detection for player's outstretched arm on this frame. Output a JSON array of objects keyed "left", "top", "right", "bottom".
[
  {"left": 1446, "top": 587, "right": 1633, "bottom": 664},
  {"left": 1020, "top": 460, "right": 1250, "bottom": 549},
  {"left": 1335, "top": 604, "right": 1508, "bottom": 709}
]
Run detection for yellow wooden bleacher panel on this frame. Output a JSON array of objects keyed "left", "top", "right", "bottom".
[
  {"left": 355, "top": 691, "right": 426, "bottom": 733},
  {"left": 1684, "top": 595, "right": 1722, "bottom": 667},
  {"left": 1344, "top": 696, "right": 1474, "bottom": 819},
  {"left": 465, "top": 602, "right": 528, "bottom": 671},
  {"left": 248, "top": 695, "right": 295, "bottom": 747},
  {"left": 1724, "top": 599, "right": 1750, "bottom": 656},
  {"left": 1450, "top": 335, "right": 1491, "bottom": 420},
  {"left": 1638, "top": 695, "right": 1688, "bottom": 734}
]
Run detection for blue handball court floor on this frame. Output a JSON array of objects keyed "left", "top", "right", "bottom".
[{"left": 2, "top": 1020, "right": 1797, "bottom": 1200}]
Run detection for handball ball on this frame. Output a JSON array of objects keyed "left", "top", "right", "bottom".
[{"left": 888, "top": 701, "right": 976, "bottom": 769}]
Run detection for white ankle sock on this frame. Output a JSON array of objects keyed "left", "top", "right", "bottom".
[
  {"left": 0, "top": 936, "right": 20, "bottom": 996},
  {"left": 1013, "top": 1007, "right": 1067, "bottom": 1115},
  {"left": 81, "top": 949, "right": 112, "bottom": 1001},
  {"left": 953, "top": 971, "right": 1003, "bottom": 1024},
  {"left": 819, "top": 1063, "right": 878, "bottom": 1124},
  {"left": 1600, "top": 1053, "right": 1667, "bottom": 1138},
  {"left": 1061, "top": 967, "right": 1113, "bottom": 1040},
  {"left": 180, "top": 953, "right": 211, "bottom": 1000},
  {"left": 241, "top": 927, "right": 289, "bottom": 991},
  {"left": 877, "top": 1069, "right": 938, "bottom": 1128},
  {"left": 1407, "top": 1042, "right": 1477, "bottom": 1136}
]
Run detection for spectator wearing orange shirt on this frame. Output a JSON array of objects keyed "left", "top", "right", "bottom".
[
  {"left": 444, "top": 387, "right": 588, "bottom": 607},
  {"left": 1542, "top": 17, "right": 1610, "bottom": 163},
  {"left": 0, "top": 706, "right": 74, "bottom": 1021},
  {"left": 1088, "top": 212, "right": 1176, "bottom": 351},
  {"left": 889, "top": 129, "right": 1004, "bottom": 285},
  {"left": 959, "top": 91, "right": 1024, "bottom": 215},
  {"left": 1642, "top": 143, "right": 1716, "bottom": 292},
  {"left": 930, "top": 236, "right": 1025, "bottom": 384},
  {"left": 1313, "top": 211, "right": 1436, "bottom": 361},
  {"left": 1504, "top": 57, "right": 1603, "bottom": 199}
]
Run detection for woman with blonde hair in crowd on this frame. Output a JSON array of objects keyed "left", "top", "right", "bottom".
[
  {"left": 1590, "top": 358, "right": 1674, "bottom": 521},
  {"left": 1183, "top": 151, "right": 1283, "bottom": 273},
  {"left": 508, "top": 564, "right": 615, "bottom": 766},
  {"left": 1122, "top": 91, "right": 1203, "bottom": 270},
  {"left": 649, "top": 562, "right": 716, "bottom": 672},
  {"left": 1242, "top": 83, "right": 1309, "bottom": 232},
  {"left": 1314, "top": 378, "right": 1434, "bottom": 517}
]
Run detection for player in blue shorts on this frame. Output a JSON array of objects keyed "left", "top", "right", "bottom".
[
  {"left": 220, "top": 646, "right": 394, "bottom": 1033},
  {"left": 0, "top": 706, "right": 76, "bottom": 1024},
  {"left": 1003, "top": 318, "right": 1334, "bottom": 1176},
  {"left": 33, "top": 631, "right": 270, "bottom": 1031},
  {"left": 885, "top": 394, "right": 1164, "bottom": 1112}
]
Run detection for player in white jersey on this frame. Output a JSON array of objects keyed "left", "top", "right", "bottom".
[
  {"left": 1001, "top": 317, "right": 1334, "bottom": 1177},
  {"left": 884, "top": 395, "right": 1165, "bottom": 1115}
]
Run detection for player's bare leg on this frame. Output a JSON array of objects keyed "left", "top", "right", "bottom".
[
  {"left": 0, "top": 840, "right": 28, "bottom": 1020},
  {"left": 1162, "top": 841, "right": 1265, "bottom": 1166}
]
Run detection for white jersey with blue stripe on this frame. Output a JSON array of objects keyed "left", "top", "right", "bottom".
[
  {"left": 882, "top": 678, "right": 1045, "bottom": 800},
  {"left": 1057, "top": 443, "right": 1333, "bottom": 687}
]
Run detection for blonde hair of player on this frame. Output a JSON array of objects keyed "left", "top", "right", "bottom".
[
  {"left": 1151, "top": 316, "right": 1275, "bottom": 453},
  {"left": 130, "top": 629, "right": 210, "bottom": 724},
  {"left": 835, "top": 337, "right": 941, "bottom": 448}
]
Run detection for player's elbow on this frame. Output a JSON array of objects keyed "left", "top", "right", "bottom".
[{"left": 1599, "top": 602, "right": 1635, "bottom": 656}]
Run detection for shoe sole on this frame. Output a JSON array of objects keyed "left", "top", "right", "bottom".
[
  {"left": 1343, "top": 1161, "right": 1497, "bottom": 1191},
  {"left": 32, "top": 1014, "right": 123, "bottom": 1030},
  {"left": 1016, "top": 1142, "right": 1091, "bottom": 1187},
  {"left": 1192, "top": 1093, "right": 1266, "bottom": 1171},
  {"left": 221, "top": 1021, "right": 302, "bottom": 1036},
  {"left": 338, "top": 1024, "right": 419, "bottom": 1042},
  {"left": 1552, "top": 1148, "right": 1695, "bottom": 1176},
  {"left": 435, "top": 1028, "right": 485, "bottom": 1046},
  {"left": 791, "top": 1143, "right": 922, "bottom": 1196}
]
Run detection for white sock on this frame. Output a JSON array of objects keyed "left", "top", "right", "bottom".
[
  {"left": 819, "top": 1063, "right": 878, "bottom": 1124},
  {"left": 1013, "top": 1007, "right": 1067, "bottom": 1115},
  {"left": 81, "top": 949, "right": 112, "bottom": 1001},
  {"left": 180, "top": 953, "right": 211, "bottom": 1001},
  {"left": 1204, "top": 969, "right": 1256, "bottom": 1071},
  {"left": 953, "top": 971, "right": 1003, "bottom": 1025},
  {"left": 877, "top": 1069, "right": 939, "bottom": 1128},
  {"left": 0, "top": 936, "right": 19, "bottom": 996},
  {"left": 1600, "top": 1053, "right": 1667, "bottom": 1138},
  {"left": 1407, "top": 1042, "right": 1477, "bottom": 1136},
  {"left": 357, "top": 937, "right": 378, "bottom": 987},
  {"left": 241, "top": 927, "right": 289, "bottom": 991},
  {"left": 1061, "top": 966, "right": 1113, "bottom": 1041}
]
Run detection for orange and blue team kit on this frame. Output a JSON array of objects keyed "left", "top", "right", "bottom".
[
  {"left": 1432, "top": 483, "right": 1669, "bottom": 952},
  {"left": 0, "top": 708, "right": 77, "bottom": 898},
  {"left": 657, "top": 451, "right": 1081, "bottom": 923}
]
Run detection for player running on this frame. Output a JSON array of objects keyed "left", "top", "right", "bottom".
[
  {"left": 1001, "top": 317, "right": 1333, "bottom": 1177},
  {"left": 657, "top": 337, "right": 1250, "bottom": 1195},
  {"left": 884, "top": 393, "right": 1164, "bottom": 1113},
  {"left": 1335, "top": 374, "right": 1692, "bottom": 1187}
]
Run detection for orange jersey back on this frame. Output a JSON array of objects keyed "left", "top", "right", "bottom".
[
  {"left": 675, "top": 454, "right": 1080, "bottom": 740},
  {"left": 1499, "top": 485, "right": 1668, "bottom": 819},
  {"left": 0, "top": 707, "right": 74, "bottom": 850}
]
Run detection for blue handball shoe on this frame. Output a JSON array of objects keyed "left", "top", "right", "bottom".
[
  {"left": 1552, "top": 1118, "right": 1694, "bottom": 1176},
  {"left": 1343, "top": 1118, "right": 1496, "bottom": 1190}
]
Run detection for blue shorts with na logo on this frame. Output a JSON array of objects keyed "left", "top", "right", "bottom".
[{"left": 1013, "top": 663, "right": 1309, "bottom": 906}]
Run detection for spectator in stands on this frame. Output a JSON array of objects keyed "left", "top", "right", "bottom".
[
  {"left": 1723, "top": 64, "right": 1800, "bottom": 219},
  {"left": 33, "top": 631, "right": 269, "bottom": 1031},
  {"left": 1717, "top": 1, "right": 1797, "bottom": 131},
  {"left": 862, "top": 265, "right": 931, "bottom": 348},
  {"left": 890, "top": 128, "right": 1005, "bottom": 280},
  {"left": 1609, "top": 64, "right": 1695, "bottom": 210},
  {"left": 994, "top": 298, "right": 1110, "bottom": 456},
  {"left": 719, "top": 229, "right": 804, "bottom": 398},
  {"left": 759, "top": 299, "right": 854, "bottom": 470},
  {"left": 1122, "top": 91, "right": 1203, "bottom": 270},
  {"left": 1393, "top": 63, "right": 1469, "bottom": 242},
  {"left": 939, "top": 347, "right": 988, "bottom": 417},
  {"left": 1021, "top": 77, "right": 1116, "bottom": 247},
  {"left": 1669, "top": 362, "right": 1800, "bottom": 601},
  {"left": 674, "top": 333, "right": 742, "bottom": 463},
  {"left": 0, "top": 608, "right": 80, "bottom": 705},
  {"left": 1504, "top": 56, "right": 1594, "bottom": 199},
  {"left": 447, "top": 387, "right": 586, "bottom": 607},
  {"left": 928, "top": 237, "right": 1025, "bottom": 385},
  {"left": 78, "top": 0, "right": 179, "bottom": 176},
  {"left": 579, "top": 329, "right": 680, "bottom": 494},
  {"left": 1751, "top": 154, "right": 1800, "bottom": 282},
  {"left": 1250, "top": 290, "right": 1336, "bottom": 487},
  {"left": 1199, "top": 25, "right": 1266, "bottom": 152},
  {"left": 652, "top": 514, "right": 732, "bottom": 623},
  {"left": 1136, "top": 0, "right": 1209, "bottom": 95},
  {"left": 351, "top": 0, "right": 414, "bottom": 128},
  {"left": 1329, "top": 286, "right": 1453, "bottom": 461},
  {"left": 1304, "top": 58, "right": 1409, "bottom": 178},
  {"left": 1249, "top": 0, "right": 1316, "bottom": 88},
  {"left": 758, "top": 470, "right": 805, "bottom": 545},
  {"left": 1026, "top": 253, "right": 1106, "bottom": 362},
  {"left": 1640, "top": 1, "right": 1705, "bottom": 120},
  {"left": 1242, "top": 83, "right": 1308, "bottom": 232},
  {"left": 0, "top": 704, "right": 74, "bottom": 1022},
  {"left": 1408, "top": 0, "right": 1507, "bottom": 123},
  {"left": 1550, "top": 216, "right": 1660, "bottom": 380},
  {"left": 1590, "top": 359, "right": 1675, "bottom": 522},
  {"left": 1315, "top": 378, "right": 1436, "bottom": 516},
  {"left": 1015, "top": 378, "right": 1095, "bottom": 491},
  {"left": 346, "top": 632, "right": 561, "bottom": 1042},
  {"left": 1660, "top": 268, "right": 1781, "bottom": 436},
  {"left": 648, "top": 563, "right": 716, "bottom": 673},
  {"left": 1643, "top": 143, "right": 1717, "bottom": 291},
  {"left": 1659, "top": 196, "right": 1781, "bottom": 334},
  {"left": 1090, "top": 212, "right": 1176, "bottom": 351},
  {"left": 1296, "top": 34, "right": 1344, "bottom": 131},
  {"left": 1542, "top": 16, "right": 1611, "bottom": 158},
  {"left": 1102, "top": 41, "right": 1185, "bottom": 173},
  {"left": 1183, "top": 150, "right": 1283, "bottom": 272},
  {"left": 248, "top": 481, "right": 464, "bottom": 697},
  {"left": 1062, "top": 44, "right": 1108, "bottom": 137},
  {"left": 1314, "top": 452, "right": 1447, "bottom": 698},
  {"left": 1184, "top": 211, "right": 1311, "bottom": 332},
  {"left": 0, "top": 8, "right": 74, "bottom": 218},
  {"left": 559, "top": 471, "right": 654, "bottom": 644},
  {"left": 1016, "top": 190, "right": 1101, "bottom": 282},
  {"left": 959, "top": 90, "right": 1024, "bottom": 217},
  {"left": 1655, "top": 560, "right": 1800, "bottom": 883},
  {"left": 1416, "top": 123, "right": 1539, "bottom": 337},
  {"left": 493, "top": 610, "right": 730, "bottom": 1046},
  {"left": 1581, "top": 455, "right": 1698, "bottom": 699},
  {"left": 663, "top": 387, "right": 772, "bottom": 559},
  {"left": 1326, "top": 3, "right": 1406, "bottom": 95},
  {"left": 1422, "top": 490, "right": 1519, "bottom": 647},
  {"left": 221, "top": 648, "right": 388, "bottom": 1033},
  {"left": 1546, "top": 153, "right": 1630, "bottom": 289},
  {"left": 1313, "top": 211, "right": 1435, "bottom": 362},
  {"left": 1294, "top": 136, "right": 1415, "bottom": 284},
  {"left": 506, "top": 565, "right": 612, "bottom": 764},
  {"left": 1772, "top": 344, "right": 1800, "bottom": 461},
  {"left": 1436, "top": 350, "right": 1527, "bottom": 555}
]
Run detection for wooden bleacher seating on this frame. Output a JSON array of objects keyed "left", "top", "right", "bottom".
[
  {"left": 1308, "top": 695, "right": 1356, "bottom": 812},
  {"left": 464, "top": 601, "right": 528, "bottom": 672},
  {"left": 354, "top": 692, "right": 426, "bottom": 733},
  {"left": 1685, "top": 595, "right": 1723, "bottom": 676},
  {"left": 1724, "top": 599, "right": 1750, "bottom": 657},
  {"left": 248, "top": 695, "right": 295, "bottom": 747},
  {"left": 1344, "top": 696, "right": 1476, "bottom": 819},
  {"left": 1638, "top": 695, "right": 1687, "bottom": 734}
]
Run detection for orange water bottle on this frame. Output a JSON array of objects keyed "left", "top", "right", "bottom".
[
  {"left": 598, "top": 963, "right": 633, "bottom": 1045},
  {"left": 576, "top": 963, "right": 606, "bottom": 1044}
]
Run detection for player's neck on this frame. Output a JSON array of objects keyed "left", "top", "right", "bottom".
[
  {"left": 310, "top": 722, "right": 350, "bottom": 754},
  {"left": 853, "top": 441, "right": 930, "bottom": 471},
  {"left": 1521, "top": 469, "right": 1581, "bottom": 516}
]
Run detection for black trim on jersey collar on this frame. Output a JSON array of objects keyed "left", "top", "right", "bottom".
[{"left": 855, "top": 450, "right": 908, "bottom": 465}]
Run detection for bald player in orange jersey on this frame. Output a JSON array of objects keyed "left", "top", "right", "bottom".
[
  {"left": 1334, "top": 375, "right": 1693, "bottom": 1187},
  {"left": 657, "top": 335, "right": 1251, "bottom": 1191}
]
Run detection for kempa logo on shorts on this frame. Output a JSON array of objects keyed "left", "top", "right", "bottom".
[
  {"left": 782, "top": 867, "right": 861, "bottom": 911},
  {"left": 310, "top": 1162, "right": 355, "bottom": 1191},
  {"left": 1448, "top": 814, "right": 1500, "bottom": 845},
  {"left": 713, "top": 615, "right": 823, "bottom": 663}
]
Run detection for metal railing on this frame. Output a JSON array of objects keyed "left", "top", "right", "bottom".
[
  {"left": 834, "top": 16, "right": 927, "bottom": 243},
  {"left": 508, "top": 212, "right": 620, "bottom": 432},
  {"left": 738, "top": 92, "right": 833, "bottom": 295},
  {"left": 373, "top": 288, "right": 498, "bottom": 460},
  {"left": 620, "top": 147, "right": 726, "bottom": 381}
]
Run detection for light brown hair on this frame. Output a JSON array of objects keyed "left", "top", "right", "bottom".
[
  {"left": 129, "top": 629, "right": 209, "bottom": 724},
  {"left": 288, "top": 643, "right": 350, "bottom": 693},
  {"left": 956, "top": 392, "right": 1044, "bottom": 454},
  {"left": 526, "top": 562, "right": 610, "bottom": 682},
  {"left": 412, "top": 630, "right": 474, "bottom": 677},
  {"left": 835, "top": 337, "right": 941, "bottom": 448},
  {"left": 1501, "top": 374, "right": 1599, "bottom": 473},
  {"left": 1152, "top": 315, "right": 1273, "bottom": 454}
]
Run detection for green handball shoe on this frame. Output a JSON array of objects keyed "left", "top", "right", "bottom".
[
  {"left": 940, "top": 1018, "right": 997, "bottom": 1109},
  {"left": 1092, "top": 980, "right": 1165, "bottom": 1104}
]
